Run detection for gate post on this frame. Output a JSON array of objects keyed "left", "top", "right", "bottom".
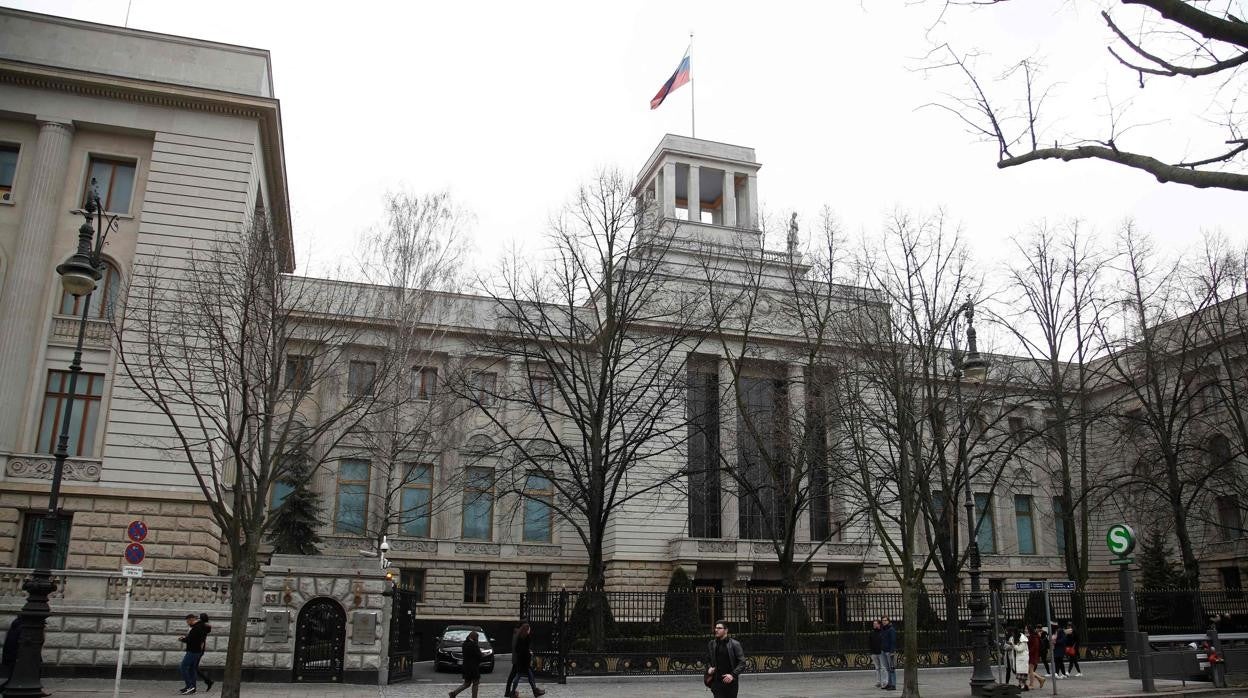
[
  {"left": 556, "top": 589, "right": 568, "bottom": 685},
  {"left": 378, "top": 586, "right": 395, "bottom": 685},
  {"left": 1119, "top": 562, "right": 1139, "bottom": 677}
]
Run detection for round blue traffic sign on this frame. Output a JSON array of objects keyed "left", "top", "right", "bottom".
[
  {"left": 127, "top": 520, "right": 148, "bottom": 543},
  {"left": 124, "top": 542, "right": 145, "bottom": 565}
]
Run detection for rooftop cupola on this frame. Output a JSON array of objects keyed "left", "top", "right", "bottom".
[{"left": 633, "top": 135, "right": 761, "bottom": 232}]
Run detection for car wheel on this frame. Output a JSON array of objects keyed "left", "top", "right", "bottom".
[{"left": 483, "top": 665, "right": 494, "bottom": 674}]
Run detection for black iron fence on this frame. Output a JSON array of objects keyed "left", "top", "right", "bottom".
[{"left": 520, "top": 588, "right": 1248, "bottom": 679}]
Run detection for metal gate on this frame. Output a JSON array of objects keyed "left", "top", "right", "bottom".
[
  {"left": 293, "top": 597, "right": 346, "bottom": 683},
  {"left": 387, "top": 588, "right": 420, "bottom": 683}
]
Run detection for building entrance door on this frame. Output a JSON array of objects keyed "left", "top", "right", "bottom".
[{"left": 293, "top": 597, "right": 346, "bottom": 682}]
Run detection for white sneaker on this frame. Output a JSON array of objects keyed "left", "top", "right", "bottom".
[
  {"left": 1073, "top": 672, "right": 1082, "bottom": 677},
  {"left": 1043, "top": 673, "right": 1050, "bottom": 677}
]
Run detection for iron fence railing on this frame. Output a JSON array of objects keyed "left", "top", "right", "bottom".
[{"left": 521, "top": 588, "right": 1246, "bottom": 678}]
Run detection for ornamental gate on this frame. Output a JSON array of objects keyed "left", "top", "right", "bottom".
[
  {"left": 387, "top": 587, "right": 421, "bottom": 683},
  {"left": 293, "top": 597, "right": 346, "bottom": 683}
]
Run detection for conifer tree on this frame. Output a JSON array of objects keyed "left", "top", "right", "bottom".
[
  {"left": 267, "top": 458, "right": 324, "bottom": 556},
  {"left": 1138, "top": 527, "right": 1182, "bottom": 590}
]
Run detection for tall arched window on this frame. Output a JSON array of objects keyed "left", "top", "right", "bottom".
[{"left": 58, "top": 260, "right": 120, "bottom": 319}]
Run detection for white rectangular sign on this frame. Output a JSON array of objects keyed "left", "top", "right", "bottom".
[{"left": 121, "top": 565, "right": 144, "bottom": 578}]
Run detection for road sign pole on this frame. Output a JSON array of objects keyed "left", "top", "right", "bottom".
[{"left": 112, "top": 577, "right": 133, "bottom": 698}]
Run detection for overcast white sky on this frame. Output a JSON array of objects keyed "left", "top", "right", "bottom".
[{"left": 8, "top": 0, "right": 1245, "bottom": 278}]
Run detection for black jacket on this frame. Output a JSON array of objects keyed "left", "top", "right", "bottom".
[
  {"left": 181, "top": 621, "right": 211, "bottom": 653},
  {"left": 461, "top": 638, "right": 482, "bottom": 672},
  {"left": 707, "top": 637, "right": 746, "bottom": 678},
  {"left": 868, "top": 627, "right": 883, "bottom": 654},
  {"left": 512, "top": 634, "right": 531, "bottom": 666}
]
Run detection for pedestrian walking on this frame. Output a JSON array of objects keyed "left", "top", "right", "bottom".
[
  {"left": 1052, "top": 622, "right": 1067, "bottom": 678},
  {"left": 880, "top": 615, "right": 897, "bottom": 690},
  {"left": 1063, "top": 622, "right": 1082, "bottom": 676},
  {"left": 449, "top": 630, "right": 483, "bottom": 698},
  {"left": 868, "top": 619, "right": 886, "bottom": 688},
  {"left": 705, "top": 620, "right": 745, "bottom": 698},
  {"left": 177, "top": 613, "right": 213, "bottom": 694},
  {"left": 503, "top": 623, "right": 544, "bottom": 698},
  {"left": 0, "top": 616, "right": 23, "bottom": 685},
  {"left": 1038, "top": 625, "right": 1051, "bottom": 677},
  {"left": 1009, "top": 628, "right": 1030, "bottom": 691},
  {"left": 1027, "top": 626, "right": 1046, "bottom": 690}
]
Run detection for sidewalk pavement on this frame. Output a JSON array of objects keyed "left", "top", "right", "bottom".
[{"left": 41, "top": 660, "right": 1239, "bottom": 697}]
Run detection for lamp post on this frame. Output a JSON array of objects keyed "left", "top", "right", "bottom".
[
  {"left": 949, "top": 298, "right": 993, "bottom": 696},
  {"left": 4, "top": 184, "right": 113, "bottom": 698}
]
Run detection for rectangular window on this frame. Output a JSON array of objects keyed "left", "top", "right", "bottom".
[
  {"left": 1221, "top": 567, "right": 1243, "bottom": 598},
  {"left": 348, "top": 360, "right": 377, "bottom": 397},
  {"left": 0, "top": 144, "right": 18, "bottom": 202},
  {"left": 284, "top": 355, "right": 313, "bottom": 392},
  {"left": 1043, "top": 418, "right": 1061, "bottom": 451},
  {"left": 932, "top": 490, "right": 947, "bottom": 523},
  {"left": 687, "top": 368, "right": 721, "bottom": 539},
  {"left": 1008, "top": 416, "right": 1026, "bottom": 445},
  {"left": 523, "top": 473, "right": 554, "bottom": 542},
  {"left": 270, "top": 479, "right": 295, "bottom": 511},
  {"left": 334, "top": 459, "right": 370, "bottom": 534},
  {"left": 18, "top": 511, "right": 72, "bottom": 569},
  {"left": 84, "top": 156, "right": 136, "bottom": 214},
  {"left": 526, "top": 572, "right": 551, "bottom": 595},
  {"left": 1015, "top": 495, "right": 1036, "bottom": 555},
  {"left": 1053, "top": 496, "right": 1067, "bottom": 556},
  {"left": 1216, "top": 495, "right": 1244, "bottom": 541},
  {"left": 399, "top": 463, "right": 432, "bottom": 538},
  {"left": 461, "top": 466, "right": 494, "bottom": 540},
  {"left": 37, "top": 371, "right": 105, "bottom": 457},
  {"left": 411, "top": 367, "right": 438, "bottom": 401},
  {"left": 463, "top": 571, "right": 489, "bottom": 604},
  {"left": 471, "top": 371, "right": 497, "bottom": 406},
  {"left": 974, "top": 493, "right": 996, "bottom": 554},
  {"left": 531, "top": 376, "right": 553, "bottom": 407},
  {"left": 400, "top": 569, "right": 425, "bottom": 601}
]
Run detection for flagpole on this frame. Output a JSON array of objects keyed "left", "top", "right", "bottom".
[{"left": 689, "top": 32, "right": 696, "bottom": 138}]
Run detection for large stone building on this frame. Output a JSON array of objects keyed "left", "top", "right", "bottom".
[{"left": 0, "top": 6, "right": 1243, "bottom": 683}]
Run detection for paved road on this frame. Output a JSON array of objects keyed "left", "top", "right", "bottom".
[{"left": 42, "top": 660, "right": 1234, "bottom": 697}]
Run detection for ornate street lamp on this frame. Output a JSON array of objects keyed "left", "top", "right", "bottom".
[
  {"left": 4, "top": 183, "right": 114, "bottom": 698},
  {"left": 949, "top": 298, "right": 994, "bottom": 696}
]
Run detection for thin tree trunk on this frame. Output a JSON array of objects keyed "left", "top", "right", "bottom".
[
  {"left": 222, "top": 549, "right": 259, "bottom": 698},
  {"left": 902, "top": 582, "right": 921, "bottom": 698}
]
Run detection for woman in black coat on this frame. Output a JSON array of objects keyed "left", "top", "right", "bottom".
[
  {"left": 503, "top": 623, "right": 544, "bottom": 698},
  {"left": 449, "top": 631, "right": 483, "bottom": 698}
]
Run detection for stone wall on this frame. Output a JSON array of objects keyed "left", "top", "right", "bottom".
[{"left": 0, "top": 484, "right": 221, "bottom": 574}]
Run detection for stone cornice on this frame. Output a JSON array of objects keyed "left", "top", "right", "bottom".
[{"left": 0, "top": 59, "right": 294, "bottom": 272}]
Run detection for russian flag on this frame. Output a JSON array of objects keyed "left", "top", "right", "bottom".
[{"left": 650, "top": 54, "right": 691, "bottom": 110}]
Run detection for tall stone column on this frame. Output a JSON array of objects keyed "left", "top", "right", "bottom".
[
  {"left": 661, "top": 162, "right": 677, "bottom": 219},
  {"left": 687, "top": 164, "right": 700, "bottom": 222},
  {"left": 722, "top": 171, "right": 737, "bottom": 227},
  {"left": 745, "top": 174, "right": 759, "bottom": 230},
  {"left": 718, "top": 357, "right": 739, "bottom": 540},
  {"left": 0, "top": 119, "right": 75, "bottom": 454},
  {"left": 788, "top": 363, "right": 811, "bottom": 543}
]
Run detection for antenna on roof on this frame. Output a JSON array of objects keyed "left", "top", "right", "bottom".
[{"left": 124, "top": 0, "right": 133, "bottom": 28}]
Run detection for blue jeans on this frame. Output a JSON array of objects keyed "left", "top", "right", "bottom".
[
  {"left": 180, "top": 652, "right": 203, "bottom": 689},
  {"left": 504, "top": 663, "right": 538, "bottom": 695},
  {"left": 884, "top": 652, "right": 896, "bottom": 686}
]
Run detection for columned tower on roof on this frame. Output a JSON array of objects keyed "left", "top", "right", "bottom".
[{"left": 633, "top": 134, "right": 761, "bottom": 239}]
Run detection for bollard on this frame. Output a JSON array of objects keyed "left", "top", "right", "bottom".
[
  {"left": 1138, "top": 632, "right": 1155, "bottom": 693},
  {"left": 1207, "top": 625, "right": 1226, "bottom": 688}
]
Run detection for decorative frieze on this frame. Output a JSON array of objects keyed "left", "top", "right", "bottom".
[
  {"left": 454, "top": 542, "right": 501, "bottom": 556},
  {"left": 6, "top": 455, "right": 101, "bottom": 482},
  {"left": 696, "top": 540, "right": 736, "bottom": 553},
  {"left": 389, "top": 539, "right": 437, "bottom": 553},
  {"left": 516, "top": 544, "right": 560, "bottom": 557}
]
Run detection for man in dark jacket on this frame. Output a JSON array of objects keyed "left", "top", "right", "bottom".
[
  {"left": 880, "top": 616, "right": 897, "bottom": 690},
  {"left": 177, "top": 613, "right": 213, "bottom": 694},
  {"left": 706, "top": 620, "right": 745, "bottom": 698},
  {"left": 869, "top": 619, "right": 885, "bottom": 688}
]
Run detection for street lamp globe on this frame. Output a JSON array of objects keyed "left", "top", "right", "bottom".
[
  {"left": 961, "top": 354, "right": 987, "bottom": 384},
  {"left": 56, "top": 252, "right": 99, "bottom": 297}
]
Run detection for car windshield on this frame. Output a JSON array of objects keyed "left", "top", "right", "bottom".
[{"left": 443, "top": 630, "right": 481, "bottom": 643}]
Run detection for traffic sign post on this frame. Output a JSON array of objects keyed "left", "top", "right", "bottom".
[
  {"left": 1106, "top": 523, "right": 1142, "bottom": 687},
  {"left": 115, "top": 521, "right": 149, "bottom": 698}
]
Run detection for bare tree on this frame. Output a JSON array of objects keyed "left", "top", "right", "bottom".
[
  {"left": 690, "top": 211, "right": 864, "bottom": 648},
  {"left": 452, "top": 171, "right": 702, "bottom": 647},
  {"left": 113, "top": 215, "right": 386, "bottom": 698},
  {"left": 1096, "top": 225, "right": 1230, "bottom": 587},
  {"left": 346, "top": 192, "right": 469, "bottom": 549},
  {"left": 930, "top": 1, "right": 1248, "bottom": 191}
]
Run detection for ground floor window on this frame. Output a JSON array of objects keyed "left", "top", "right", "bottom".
[
  {"left": 464, "top": 570, "right": 489, "bottom": 604},
  {"left": 400, "top": 569, "right": 425, "bottom": 601},
  {"left": 18, "top": 511, "right": 72, "bottom": 569}
]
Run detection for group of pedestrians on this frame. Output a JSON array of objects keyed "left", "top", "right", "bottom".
[
  {"left": 867, "top": 616, "right": 897, "bottom": 690},
  {"left": 1007, "top": 621, "right": 1082, "bottom": 690}
]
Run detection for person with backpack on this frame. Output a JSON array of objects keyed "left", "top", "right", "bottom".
[
  {"left": 1038, "top": 625, "right": 1051, "bottom": 677},
  {"left": 1052, "top": 622, "right": 1068, "bottom": 678},
  {"left": 177, "top": 613, "right": 213, "bottom": 694},
  {"left": 705, "top": 620, "right": 745, "bottom": 698}
]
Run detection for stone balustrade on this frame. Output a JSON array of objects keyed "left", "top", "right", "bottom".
[{"left": 0, "top": 568, "right": 230, "bottom": 605}]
